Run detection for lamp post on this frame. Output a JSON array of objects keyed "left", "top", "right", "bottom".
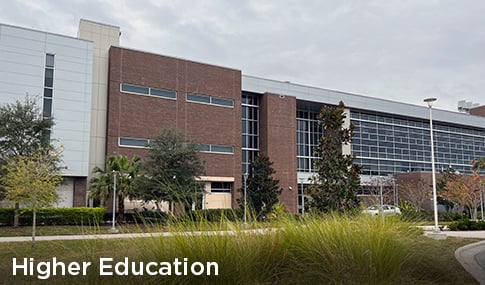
[
  {"left": 243, "top": 173, "right": 248, "bottom": 224},
  {"left": 424, "top": 97, "right": 439, "bottom": 233},
  {"left": 111, "top": 170, "right": 118, "bottom": 233}
]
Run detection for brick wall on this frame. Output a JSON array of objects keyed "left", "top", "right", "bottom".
[
  {"left": 259, "top": 92, "right": 298, "bottom": 213},
  {"left": 107, "top": 47, "right": 242, "bottom": 207}
]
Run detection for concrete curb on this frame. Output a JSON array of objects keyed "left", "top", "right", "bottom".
[{"left": 455, "top": 240, "right": 485, "bottom": 285}]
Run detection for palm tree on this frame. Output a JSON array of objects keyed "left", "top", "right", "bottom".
[{"left": 89, "top": 155, "right": 141, "bottom": 221}]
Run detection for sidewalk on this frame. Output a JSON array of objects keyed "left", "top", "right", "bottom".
[{"left": 422, "top": 230, "right": 485, "bottom": 285}]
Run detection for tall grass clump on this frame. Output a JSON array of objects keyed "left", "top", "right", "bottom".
[{"left": 279, "top": 214, "right": 418, "bottom": 284}]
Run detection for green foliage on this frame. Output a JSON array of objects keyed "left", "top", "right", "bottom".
[
  {"left": 124, "top": 210, "right": 170, "bottom": 224},
  {"left": 0, "top": 96, "right": 55, "bottom": 227},
  {"left": 240, "top": 154, "right": 281, "bottom": 220},
  {"left": 0, "top": 207, "right": 105, "bottom": 226},
  {"left": 308, "top": 101, "right": 362, "bottom": 213},
  {"left": 448, "top": 219, "right": 485, "bottom": 231},
  {"left": 0, "top": 96, "right": 53, "bottom": 160},
  {"left": 1, "top": 147, "right": 63, "bottom": 209},
  {"left": 89, "top": 155, "right": 141, "bottom": 221},
  {"left": 179, "top": 208, "right": 244, "bottom": 223},
  {"left": 133, "top": 129, "right": 205, "bottom": 211}
]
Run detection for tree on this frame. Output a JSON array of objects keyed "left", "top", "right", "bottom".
[
  {"left": 472, "top": 158, "right": 485, "bottom": 220},
  {"left": 0, "top": 96, "right": 54, "bottom": 227},
  {"left": 0, "top": 147, "right": 62, "bottom": 246},
  {"left": 307, "top": 101, "right": 362, "bottom": 213},
  {"left": 442, "top": 174, "right": 481, "bottom": 219},
  {"left": 398, "top": 179, "right": 430, "bottom": 212},
  {"left": 89, "top": 155, "right": 141, "bottom": 222},
  {"left": 134, "top": 129, "right": 205, "bottom": 212},
  {"left": 240, "top": 154, "right": 282, "bottom": 220}
]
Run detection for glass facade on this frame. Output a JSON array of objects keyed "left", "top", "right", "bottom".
[
  {"left": 242, "top": 92, "right": 259, "bottom": 175},
  {"left": 296, "top": 104, "right": 323, "bottom": 172},
  {"left": 295, "top": 102, "right": 485, "bottom": 176},
  {"left": 350, "top": 110, "right": 485, "bottom": 175}
]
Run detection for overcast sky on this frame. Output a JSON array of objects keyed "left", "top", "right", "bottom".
[{"left": 1, "top": 0, "right": 484, "bottom": 112}]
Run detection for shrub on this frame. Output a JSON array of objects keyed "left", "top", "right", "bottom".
[
  {"left": 0, "top": 207, "right": 105, "bottom": 226},
  {"left": 124, "top": 210, "right": 170, "bottom": 224},
  {"left": 448, "top": 219, "right": 485, "bottom": 231},
  {"left": 179, "top": 208, "right": 244, "bottom": 223}
]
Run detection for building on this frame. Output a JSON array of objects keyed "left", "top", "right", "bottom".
[
  {"left": 0, "top": 23, "right": 93, "bottom": 207},
  {"left": 1, "top": 19, "right": 485, "bottom": 213}
]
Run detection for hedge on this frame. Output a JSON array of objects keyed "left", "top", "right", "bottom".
[
  {"left": 179, "top": 208, "right": 244, "bottom": 223},
  {"left": 448, "top": 219, "right": 485, "bottom": 231},
  {"left": 0, "top": 207, "right": 105, "bottom": 226}
]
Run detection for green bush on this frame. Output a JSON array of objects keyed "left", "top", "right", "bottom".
[
  {"left": 448, "top": 219, "right": 485, "bottom": 231},
  {"left": 0, "top": 207, "right": 105, "bottom": 226},
  {"left": 125, "top": 210, "right": 170, "bottom": 224},
  {"left": 179, "top": 208, "right": 244, "bottom": 223}
]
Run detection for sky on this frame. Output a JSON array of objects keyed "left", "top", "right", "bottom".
[{"left": 1, "top": 0, "right": 484, "bottom": 112}]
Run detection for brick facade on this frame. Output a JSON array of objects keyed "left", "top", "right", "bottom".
[
  {"left": 259, "top": 92, "right": 298, "bottom": 213},
  {"left": 107, "top": 47, "right": 242, "bottom": 207}
]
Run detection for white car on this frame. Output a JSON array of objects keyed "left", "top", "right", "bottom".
[{"left": 362, "top": 205, "right": 402, "bottom": 216}]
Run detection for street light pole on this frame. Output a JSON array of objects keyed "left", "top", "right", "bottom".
[
  {"left": 424, "top": 97, "right": 439, "bottom": 233},
  {"left": 243, "top": 173, "right": 248, "bottom": 224},
  {"left": 111, "top": 170, "right": 118, "bottom": 233}
]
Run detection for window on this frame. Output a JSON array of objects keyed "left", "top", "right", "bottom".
[
  {"left": 187, "top": 93, "right": 211, "bottom": 104},
  {"left": 119, "top": 137, "right": 149, "bottom": 148},
  {"left": 121, "top": 83, "right": 149, "bottom": 95},
  {"left": 43, "top": 98, "right": 52, "bottom": 118},
  {"left": 120, "top": 83, "right": 177, "bottom": 100},
  {"left": 186, "top": 93, "right": 234, "bottom": 107},
  {"left": 200, "top": 144, "right": 234, "bottom": 154},
  {"left": 43, "top": 54, "right": 55, "bottom": 119},
  {"left": 150, "top": 87, "right": 176, "bottom": 99},
  {"left": 211, "top": 182, "right": 232, "bottom": 193},
  {"left": 45, "top": 54, "right": 55, "bottom": 67}
]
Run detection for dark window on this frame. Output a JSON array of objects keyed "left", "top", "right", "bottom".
[
  {"left": 43, "top": 98, "right": 52, "bottom": 117},
  {"left": 121, "top": 84, "right": 149, "bottom": 95},
  {"left": 119, "top": 137, "right": 149, "bottom": 147},
  {"left": 150, "top": 88, "right": 176, "bottom": 99},
  {"left": 187, "top": 93, "right": 210, "bottom": 103},
  {"left": 44, "top": 68, "right": 54, "bottom": 87},
  {"left": 44, "top": 88, "right": 53, "bottom": 98},
  {"left": 45, "top": 54, "right": 55, "bottom": 67},
  {"left": 211, "top": 182, "right": 232, "bottom": 193}
]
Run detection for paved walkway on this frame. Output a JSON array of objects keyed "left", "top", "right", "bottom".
[{"left": 421, "top": 230, "right": 485, "bottom": 285}]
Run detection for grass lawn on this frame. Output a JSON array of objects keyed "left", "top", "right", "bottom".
[
  {"left": 0, "top": 223, "right": 162, "bottom": 237},
  {"left": 0, "top": 216, "right": 481, "bottom": 284}
]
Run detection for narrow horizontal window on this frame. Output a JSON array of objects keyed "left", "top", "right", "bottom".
[
  {"left": 200, "top": 144, "right": 211, "bottom": 152},
  {"left": 187, "top": 93, "right": 211, "bottom": 104},
  {"left": 211, "top": 182, "right": 232, "bottom": 193},
  {"left": 186, "top": 93, "right": 234, "bottom": 107},
  {"left": 210, "top": 145, "right": 234, "bottom": 153},
  {"left": 200, "top": 144, "right": 234, "bottom": 154},
  {"left": 119, "top": 137, "right": 149, "bottom": 148},
  {"left": 211, "top": 97, "right": 234, "bottom": 107},
  {"left": 121, "top": 83, "right": 149, "bottom": 95},
  {"left": 150, "top": 88, "right": 176, "bottom": 99}
]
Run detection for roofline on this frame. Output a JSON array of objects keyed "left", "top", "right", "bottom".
[
  {"left": 0, "top": 22, "right": 92, "bottom": 44},
  {"left": 242, "top": 74, "right": 485, "bottom": 129},
  {"left": 110, "top": 45, "right": 241, "bottom": 73}
]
